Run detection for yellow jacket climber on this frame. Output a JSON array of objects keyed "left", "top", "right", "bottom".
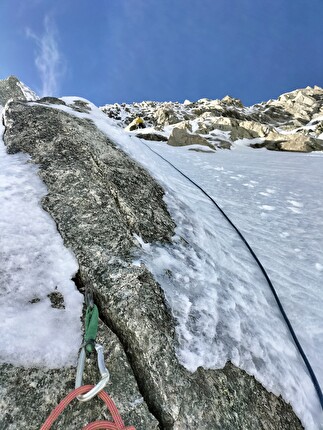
[
  {"left": 135, "top": 117, "right": 144, "bottom": 125},
  {"left": 125, "top": 117, "right": 146, "bottom": 131}
]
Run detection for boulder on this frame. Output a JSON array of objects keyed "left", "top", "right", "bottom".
[
  {"left": 154, "top": 107, "right": 181, "bottom": 128},
  {"left": 171, "top": 120, "right": 192, "bottom": 132},
  {"left": 193, "top": 115, "right": 271, "bottom": 140},
  {"left": 36, "top": 96, "right": 66, "bottom": 105},
  {"left": 135, "top": 132, "right": 168, "bottom": 141},
  {"left": 258, "top": 132, "right": 323, "bottom": 152},
  {"left": 168, "top": 127, "right": 214, "bottom": 148},
  {"left": 239, "top": 120, "right": 271, "bottom": 137},
  {"left": 314, "top": 121, "right": 323, "bottom": 137},
  {"left": 209, "top": 117, "right": 260, "bottom": 141},
  {"left": 210, "top": 137, "right": 232, "bottom": 149}
]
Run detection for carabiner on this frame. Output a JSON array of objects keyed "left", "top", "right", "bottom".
[
  {"left": 85, "top": 288, "right": 94, "bottom": 308},
  {"left": 75, "top": 343, "right": 110, "bottom": 402}
]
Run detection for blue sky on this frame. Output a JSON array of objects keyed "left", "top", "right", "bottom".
[{"left": 1, "top": 0, "right": 323, "bottom": 106}]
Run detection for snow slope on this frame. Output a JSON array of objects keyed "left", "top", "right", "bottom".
[
  {"left": 0, "top": 106, "right": 83, "bottom": 368},
  {"left": 103, "top": 120, "right": 323, "bottom": 430},
  {"left": 140, "top": 138, "right": 323, "bottom": 388},
  {"left": 19, "top": 98, "right": 323, "bottom": 429}
]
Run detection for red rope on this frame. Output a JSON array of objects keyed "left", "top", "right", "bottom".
[{"left": 40, "top": 385, "right": 136, "bottom": 430}]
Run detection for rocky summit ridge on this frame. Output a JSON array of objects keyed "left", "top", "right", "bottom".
[
  {"left": 0, "top": 76, "right": 316, "bottom": 429},
  {"left": 101, "top": 85, "right": 323, "bottom": 153}
]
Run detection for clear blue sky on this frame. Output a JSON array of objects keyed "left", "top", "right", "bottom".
[{"left": 1, "top": 0, "right": 323, "bottom": 106}]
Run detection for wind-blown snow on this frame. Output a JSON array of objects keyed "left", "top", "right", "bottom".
[
  {"left": 0, "top": 106, "right": 82, "bottom": 368},
  {"left": 33, "top": 98, "right": 323, "bottom": 429}
]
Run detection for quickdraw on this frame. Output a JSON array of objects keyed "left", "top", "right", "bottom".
[
  {"left": 75, "top": 341, "right": 110, "bottom": 402},
  {"left": 40, "top": 287, "right": 136, "bottom": 429},
  {"left": 75, "top": 289, "right": 110, "bottom": 402}
]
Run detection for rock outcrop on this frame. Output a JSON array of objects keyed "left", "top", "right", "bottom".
[
  {"left": 136, "top": 132, "right": 168, "bottom": 141},
  {"left": 1, "top": 96, "right": 303, "bottom": 429},
  {"left": 101, "top": 86, "right": 323, "bottom": 152},
  {"left": 251, "top": 132, "right": 323, "bottom": 152},
  {"left": 168, "top": 127, "right": 214, "bottom": 149},
  {"left": 0, "top": 75, "right": 38, "bottom": 105}
]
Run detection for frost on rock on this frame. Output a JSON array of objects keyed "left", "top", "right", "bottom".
[{"left": 0, "top": 107, "right": 82, "bottom": 368}]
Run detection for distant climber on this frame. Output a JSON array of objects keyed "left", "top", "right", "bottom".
[{"left": 125, "top": 117, "right": 146, "bottom": 131}]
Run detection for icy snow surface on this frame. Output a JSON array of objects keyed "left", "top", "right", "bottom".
[
  {"left": 42, "top": 98, "right": 322, "bottom": 429},
  {"left": 0, "top": 106, "right": 83, "bottom": 368},
  {"left": 107, "top": 124, "right": 323, "bottom": 430}
]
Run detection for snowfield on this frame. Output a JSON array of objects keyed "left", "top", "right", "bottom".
[
  {"left": 0, "top": 106, "right": 83, "bottom": 368},
  {"left": 1, "top": 98, "right": 322, "bottom": 429}
]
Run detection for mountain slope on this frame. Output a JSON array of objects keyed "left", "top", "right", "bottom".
[
  {"left": 1, "top": 76, "right": 322, "bottom": 429},
  {"left": 100, "top": 86, "right": 323, "bottom": 152}
]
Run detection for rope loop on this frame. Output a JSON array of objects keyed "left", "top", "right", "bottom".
[{"left": 40, "top": 385, "right": 136, "bottom": 430}]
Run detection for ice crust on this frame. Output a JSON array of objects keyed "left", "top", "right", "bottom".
[
  {"left": 31, "top": 98, "right": 323, "bottom": 429},
  {"left": 0, "top": 106, "right": 83, "bottom": 368}
]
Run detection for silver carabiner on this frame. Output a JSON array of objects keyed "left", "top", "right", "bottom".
[{"left": 75, "top": 343, "right": 110, "bottom": 402}]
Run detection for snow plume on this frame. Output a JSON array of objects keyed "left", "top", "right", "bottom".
[{"left": 26, "top": 15, "right": 63, "bottom": 97}]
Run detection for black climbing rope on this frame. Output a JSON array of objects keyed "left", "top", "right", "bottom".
[{"left": 138, "top": 139, "right": 323, "bottom": 409}]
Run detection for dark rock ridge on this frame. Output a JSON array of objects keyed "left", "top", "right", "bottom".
[
  {"left": 101, "top": 86, "right": 323, "bottom": 152},
  {"left": 136, "top": 132, "right": 168, "bottom": 142},
  {"left": 1, "top": 96, "right": 303, "bottom": 429}
]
